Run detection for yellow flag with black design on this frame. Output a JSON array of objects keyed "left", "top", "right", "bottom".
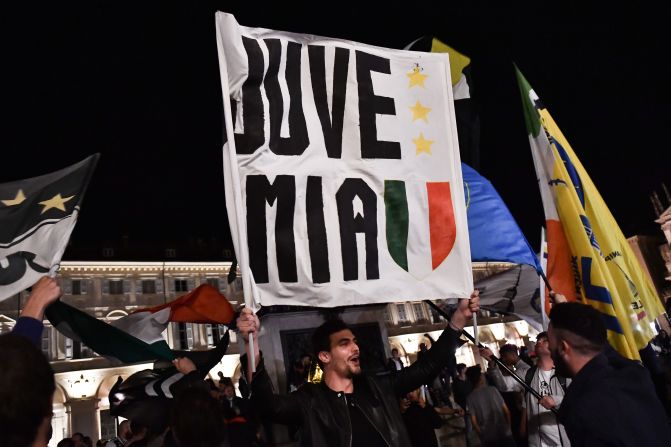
[{"left": 517, "top": 68, "right": 664, "bottom": 359}]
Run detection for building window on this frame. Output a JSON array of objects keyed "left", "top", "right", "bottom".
[
  {"left": 165, "top": 248, "right": 176, "bottom": 258},
  {"left": 142, "top": 279, "right": 156, "bottom": 294},
  {"left": 206, "top": 278, "right": 220, "bottom": 289},
  {"left": 382, "top": 306, "right": 392, "bottom": 322},
  {"left": 429, "top": 305, "right": 444, "bottom": 323},
  {"left": 396, "top": 304, "right": 408, "bottom": 323},
  {"left": 174, "top": 279, "right": 188, "bottom": 292},
  {"left": 99, "top": 410, "right": 117, "bottom": 441},
  {"left": 102, "top": 248, "right": 114, "bottom": 258},
  {"left": 207, "top": 324, "right": 227, "bottom": 347},
  {"left": 109, "top": 280, "right": 123, "bottom": 295},
  {"left": 71, "top": 280, "right": 82, "bottom": 295},
  {"left": 41, "top": 328, "right": 50, "bottom": 358},
  {"left": 206, "top": 324, "right": 214, "bottom": 346},
  {"left": 178, "top": 322, "right": 193, "bottom": 350},
  {"left": 65, "top": 337, "right": 73, "bottom": 360},
  {"left": 413, "top": 303, "right": 426, "bottom": 321}
]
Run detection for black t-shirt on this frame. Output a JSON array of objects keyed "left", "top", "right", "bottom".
[
  {"left": 402, "top": 403, "right": 442, "bottom": 447},
  {"left": 452, "top": 377, "right": 473, "bottom": 409},
  {"left": 345, "top": 393, "right": 387, "bottom": 447}
]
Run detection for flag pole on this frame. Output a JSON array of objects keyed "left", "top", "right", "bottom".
[
  {"left": 539, "top": 227, "right": 549, "bottom": 330},
  {"left": 215, "top": 19, "right": 256, "bottom": 372},
  {"left": 539, "top": 270, "right": 553, "bottom": 293},
  {"left": 425, "top": 300, "right": 557, "bottom": 413},
  {"left": 472, "top": 312, "right": 479, "bottom": 346}
]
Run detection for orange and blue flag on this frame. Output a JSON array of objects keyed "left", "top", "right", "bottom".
[{"left": 517, "top": 68, "right": 665, "bottom": 359}]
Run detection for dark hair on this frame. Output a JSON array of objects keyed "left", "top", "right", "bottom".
[
  {"left": 311, "top": 318, "right": 350, "bottom": 367},
  {"left": 219, "top": 376, "right": 234, "bottom": 388},
  {"left": 536, "top": 331, "right": 548, "bottom": 342},
  {"left": 0, "top": 334, "right": 56, "bottom": 447},
  {"left": 465, "top": 365, "right": 482, "bottom": 385},
  {"left": 456, "top": 363, "right": 467, "bottom": 374},
  {"left": 57, "top": 439, "right": 76, "bottom": 447},
  {"left": 499, "top": 344, "right": 519, "bottom": 356},
  {"left": 549, "top": 302, "right": 607, "bottom": 354},
  {"left": 83, "top": 436, "right": 93, "bottom": 447},
  {"left": 72, "top": 433, "right": 84, "bottom": 439},
  {"left": 171, "top": 387, "right": 225, "bottom": 447},
  {"left": 130, "top": 420, "right": 147, "bottom": 438}
]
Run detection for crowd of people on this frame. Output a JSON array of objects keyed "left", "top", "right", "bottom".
[{"left": 2, "top": 277, "right": 671, "bottom": 446}]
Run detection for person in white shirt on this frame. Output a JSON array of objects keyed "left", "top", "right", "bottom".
[
  {"left": 520, "top": 331, "right": 570, "bottom": 447},
  {"left": 480, "top": 344, "right": 530, "bottom": 444},
  {"left": 105, "top": 420, "right": 131, "bottom": 447}
]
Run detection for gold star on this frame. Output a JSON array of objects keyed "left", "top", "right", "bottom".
[
  {"left": 409, "top": 101, "right": 431, "bottom": 122},
  {"left": 1, "top": 189, "right": 26, "bottom": 206},
  {"left": 407, "top": 67, "right": 428, "bottom": 88},
  {"left": 413, "top": 133, "right": 434, "bottom": 155},
  {"left": 39, "top": 193, "right": 75, "bottom": 214}
]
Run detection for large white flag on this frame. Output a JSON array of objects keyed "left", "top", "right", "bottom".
[{"left": 215, "top": 12, "right": 472, "bottom": 308}]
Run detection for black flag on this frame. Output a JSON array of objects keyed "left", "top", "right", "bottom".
[{"left": 0, "top": 154, "right": 99, "bottom": 300}]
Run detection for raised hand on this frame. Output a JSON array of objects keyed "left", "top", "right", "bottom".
[
  {"left": 21, "top": 276, "right": 62, "bottom": 321},
  {"left": 449, "top": 290, "right": 480, "bottom": 331},
  {"left": 237, "top": 307, "right": 260, "bottom": 343}
]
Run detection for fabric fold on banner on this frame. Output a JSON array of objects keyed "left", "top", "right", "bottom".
[
  {"left": 516, "top": 68, "right": 665, "bottom": 359},
  {"left": 0, "top": 154, "right": 99, "bottom": 302},
  {"left": 215, "top": 12, "right": 472, "bottom": 308}
]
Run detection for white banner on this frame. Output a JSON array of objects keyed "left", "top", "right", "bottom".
[{"left": 215, "top": 12, "right": 472, "bottom": 307}]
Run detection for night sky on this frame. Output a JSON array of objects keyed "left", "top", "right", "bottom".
[{"left": 2, "top": 1, "right": 669, "bottom": 258}]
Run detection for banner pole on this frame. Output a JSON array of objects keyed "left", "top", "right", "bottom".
[
  {"left": 425, "top": 300, "right": 557, "bottom": 413},
  {"left": 215, "top": 16, "right": 256, "bottom": 371},
  {"left": 472, "top": 312, "right": 479, "bottom": 347}
]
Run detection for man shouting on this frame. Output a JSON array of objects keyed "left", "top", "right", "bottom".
[{"left": 237, "top": 292, "right": 479, "bottom": 447}]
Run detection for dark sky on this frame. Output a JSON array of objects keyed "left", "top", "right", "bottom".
[{"left": 2, "top": 1, "right": 669, "bottom": 257}]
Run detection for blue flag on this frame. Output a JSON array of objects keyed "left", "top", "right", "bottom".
[{"left": 463, "top": 163, "right": 541, "bottom": 271}]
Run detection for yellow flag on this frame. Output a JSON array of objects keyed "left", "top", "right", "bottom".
[{"left": 517, "top": 68, "right": 665, "bottom": 360}]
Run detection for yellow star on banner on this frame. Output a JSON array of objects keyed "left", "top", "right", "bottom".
[
  {"left": 39, "top": 193, "right": 74, "bottom": 214},
  {"left": 1, "top": 189, "right": 26, "bottom": 206},
  {"left": 413, "top": 133, "right": 434, "bottom": 155},
  {"left": 407, "top": 66, "right": 428, "bottom": 88},
  {"left": 409, "top": 101, "right": 431, "bottom": 122}
]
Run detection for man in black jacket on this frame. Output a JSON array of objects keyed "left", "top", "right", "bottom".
[
  {"left": 549, "top": 302, "right": 671, "bottom": 446},
  {"left": 237, "top": 291, "right": 479, "bottom": 447}
]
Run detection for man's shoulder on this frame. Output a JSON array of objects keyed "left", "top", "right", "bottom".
[
  {"left": 516, "top": 360, "right": 531, "bottom": 374},
  {"left": 469, "top": 385, "right": 496, "bottom": 399}
]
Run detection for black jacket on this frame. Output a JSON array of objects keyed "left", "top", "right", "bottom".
[
  {"left": 246, "top": 326, "right": 461, "bottom": 447},
  {"left": 558, "top": 351, "right": 671, "bottom": 447}
]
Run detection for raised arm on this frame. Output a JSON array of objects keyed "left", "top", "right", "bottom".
[
  {"left": 237, "top": 309, "right": 303, "bottom": 425},
  {"left": 393, "top": 291, "right": 479, "bottom": 396},
  {"left": 12, "top": 277, "right": 62, "bottom": 346}
]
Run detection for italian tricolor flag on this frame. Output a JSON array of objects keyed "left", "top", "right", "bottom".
[
  {"left": 385, "top": 180, "right": 456, "bottom": 278},
  {"left": 46, "top": 284, "right": 235, "bottom": 363}
]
